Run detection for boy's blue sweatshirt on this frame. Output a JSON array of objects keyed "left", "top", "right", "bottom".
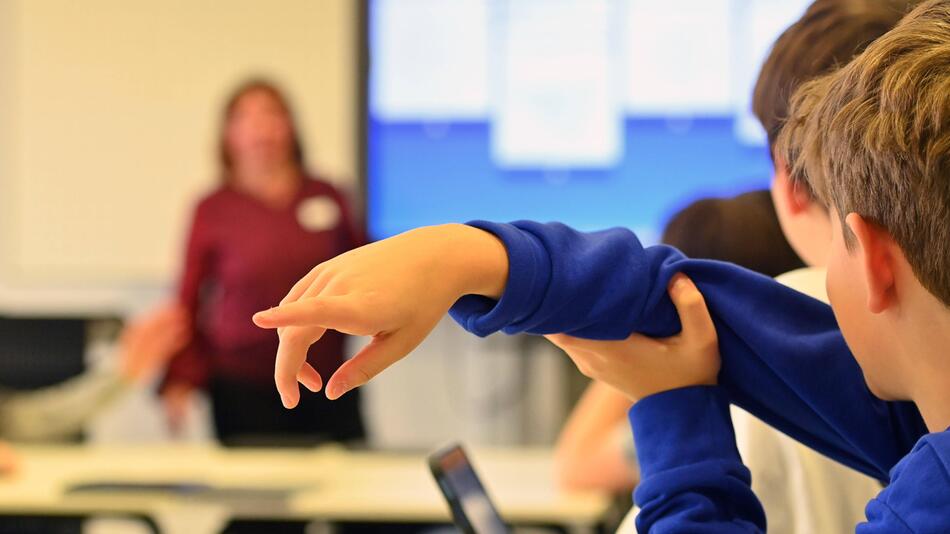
[{"left": 448, "top": 221, "right": 945, "bottom": 532}]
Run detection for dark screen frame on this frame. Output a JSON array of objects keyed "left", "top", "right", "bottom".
[{"left": 356, "top": 0, "right": 370, "bottom": 238}]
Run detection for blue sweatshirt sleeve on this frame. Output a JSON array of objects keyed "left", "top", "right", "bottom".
[
  {"left": 449, "top": 221, "right": 927, "bottom": 480},
  {"left": 857, "top": 431, "right": 950, "bottom": 534},
  {"left": 632, "top": 400, "right": 950, "bottom": 534},
  {"left": 630, "top": 386, "right": 766, "bottom": 533}
]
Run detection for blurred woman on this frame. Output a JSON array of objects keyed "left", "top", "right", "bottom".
[{"left": 160, "top": 80, "right": 365, "bottom": 446}]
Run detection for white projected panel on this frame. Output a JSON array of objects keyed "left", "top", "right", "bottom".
[
  {"left": 0, "top": 0, "right": 357, "bottom": 313},
  {"left": 371, "top": 0, "right": 490, "bottom": 120},
  {"left": 490, "top": 0, "right": 622, "bottom": 168},
  {"left": 622, "top": 0, "right": 733, "bottom": 115}
]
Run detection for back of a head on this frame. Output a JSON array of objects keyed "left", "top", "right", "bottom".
[
  {"left": 777, "top": 0, "right": 950, "bottom": 305},
  {"left": 754, "top": 0, "right": 921, "bottom": 267},
  {"left": 753, "top": 0, "right": 918, "bottom": 158},
  {"left": 662, "top": 191, "right": 805, "bottom": 278}
]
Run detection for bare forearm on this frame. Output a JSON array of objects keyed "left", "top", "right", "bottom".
[
  {"left": 557, "top": 382, "right": 632, "bottom": 455},
  {"left": 555, "top": 381, "right": 636, "bottom": 490}
]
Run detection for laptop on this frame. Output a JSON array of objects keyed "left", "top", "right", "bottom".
[{"left": 429, "top": 443, "right": 511, "bottom": 534}]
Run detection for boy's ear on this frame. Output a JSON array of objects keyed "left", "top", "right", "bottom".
[{"left": 844, "top": 213, "right": 897, "bottom": 314}]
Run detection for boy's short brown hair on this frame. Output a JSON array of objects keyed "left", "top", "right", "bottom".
[
  {"left": 777, "top": 0, "right": 950, "bottom": 306},
  {"left": 753, "top": 0, "right": 914, "bottom": 157}
]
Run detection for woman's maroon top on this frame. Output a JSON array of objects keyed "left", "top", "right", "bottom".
[{"left": 162, "top": 177, "right": 362, "bottom": 391}]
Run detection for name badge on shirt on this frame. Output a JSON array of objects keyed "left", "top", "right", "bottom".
[{"left": 297, "top": 196, "right": 341, "bottom": 232}]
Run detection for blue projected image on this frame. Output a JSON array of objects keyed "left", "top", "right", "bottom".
[{"left": 366, "top": 0, "right": 813, "bottom": 241}]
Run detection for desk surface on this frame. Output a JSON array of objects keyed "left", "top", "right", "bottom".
[{"left": 0, "top": 444, "right": 612, "bottom": 529}]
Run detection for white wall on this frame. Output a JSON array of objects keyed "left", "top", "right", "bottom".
[
  {"left": 0, "top": 0, "right": 359, "bottom": 315},
  {"left": 0, "top": 0, "right": 20, "bottom": 291}
]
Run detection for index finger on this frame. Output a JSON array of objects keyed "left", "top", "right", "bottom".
[{"left": 254, "top": 296, "right": 362, "bottom": 331}]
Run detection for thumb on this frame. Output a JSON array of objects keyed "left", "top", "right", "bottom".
[
  {"left": 544, "top": 333, "right": 573, "bottom": 350},
  {"left": 668, "top": 274, "right": 716, "bottom": 341}
]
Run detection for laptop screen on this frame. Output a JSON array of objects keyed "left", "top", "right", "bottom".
[{"left": 432, "top": 446, "right": 509, "bottom": 534}]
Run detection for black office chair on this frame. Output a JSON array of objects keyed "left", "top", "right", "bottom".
[{"left": 0, "top": 317, "right": 86, "bottom": 391}]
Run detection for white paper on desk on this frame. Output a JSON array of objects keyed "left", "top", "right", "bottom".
[{"left": 489, "top": 0, "right": 623, "bottom": 169}]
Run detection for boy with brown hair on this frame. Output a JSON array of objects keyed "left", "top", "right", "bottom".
[
  {"left": 557, "top": 1, "right": 919, "bottom": 531},
  {"left": 755, "top": 0, "right": 910, "bottom": 269},
  {"left": 253, "top": 0, "right": 947, "bottom": 531},
  {"left": 780, "top": 1, "right": 950, "bottom": 413},
  {"left": 562, "top": 1, "right": 950, "bottom": 530}
]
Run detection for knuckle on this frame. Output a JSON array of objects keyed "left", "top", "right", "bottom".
[
  {"left": 274, "top": 369, "right": 293, "bottom": 385},
  {"left": 558, "top": 337, "right": 581, "bottom": 350},
  {"left": 579, "top": 358, "right": 606, "bottom": 379},
  {"left": 700, "top": 336, "right": 719, "bottom": 353},
  {"left": 573, "top": 359, "right": 594, "bottom": 378},
  {"left": 277, "top": 327, "right": 298, "bottom": 341},
  {"left": 352, "top": 366, "right": 373, "bottom": 387},
  {"left": 680, "top": 291, "right": 705, "bottom": 310},
  {"left": 588, "top": 358, "right": 608, "bottom": 375},
  {"left": 279, "top": 327, "right": 311, "bottom": 345},
  {"left": 328, "top": 277, "right": 350, "bottom": 294}
]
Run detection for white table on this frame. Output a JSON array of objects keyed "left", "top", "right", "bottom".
[{"left": 0, "top": 444, "right": 614, "bottom": 533}]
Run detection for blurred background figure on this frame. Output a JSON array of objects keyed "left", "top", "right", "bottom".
[
  {"left": 0, "top": 443, "right": 16, "bottom": 477},
  {"left": 0, "top": 304, "right": 187, "bottom": 444},
  {"left": 662, "top": 191, "right": 805, "bottom": 277},
  {"left": 159, "top": 80, "right": 366, "bottom": 447},
  {"left": 0, "top": 305, "right": 186, "bottom": 534}
]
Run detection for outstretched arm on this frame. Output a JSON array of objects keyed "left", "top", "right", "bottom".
[
  {"left": 255, "top": 221, "right": 925, "bottom": 480},
  {"left": 454, "top": 221, "right": 925, "bottom": 480}
]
